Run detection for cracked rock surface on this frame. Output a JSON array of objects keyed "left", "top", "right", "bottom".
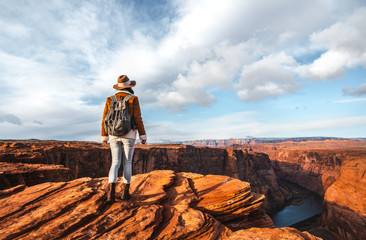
[{"left": 0, "top": 170, "right": 320, "bottom": 240}]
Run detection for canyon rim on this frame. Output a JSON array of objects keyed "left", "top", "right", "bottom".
[{"left": 0, "top": 138, "right": 365, "bottom": 240}]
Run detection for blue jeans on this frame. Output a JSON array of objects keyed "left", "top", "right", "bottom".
[{"left": 108, "top": 138, "right": 135, "bottom": 184}]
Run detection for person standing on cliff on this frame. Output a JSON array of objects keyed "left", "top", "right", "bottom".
[{"left": 101, "top": 75, "right": 147, "bottom": 203}]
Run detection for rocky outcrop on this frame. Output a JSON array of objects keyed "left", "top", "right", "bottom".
[
  {"left": 134, "top": 145, "right": 291, "bottom": 213},
  {"left": 0, "top": 140, "right": 290, "bottom": 213},
  {"left": 0, "top": 170, "right": 319, "bottom": 240},
  {"left": 228, "top": 227, "right": 321, "bottom": 239},
  {"left": 187, "top": 173, "right": 274, "bottom": 230},
  {"left": 0, "top": 140, "right": 110, "bottom": 180},
  {"left": 230, "top": 140, "right": 366, "bottom": 240},
  {"left": 0, "top": 162, "right": 70, "bottom": 190},
  {"left": 5, "top": 139, "right": 364, "bottom": 239},
  {"left": 233, "top": 140, "right": 365, "bottom": 196},
  {"left": 321, "top": 158, "right": 366, "bottom": 240}
]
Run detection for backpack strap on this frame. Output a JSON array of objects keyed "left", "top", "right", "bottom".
[
  {"left": 109, "top": 95, "right": 119, "bottom": 124},
  {"left": 122, "top": 94, "right": 135, "bottom": 109},
  {"left": 124, "top": 94, "right": 134, "bottom": 102}
]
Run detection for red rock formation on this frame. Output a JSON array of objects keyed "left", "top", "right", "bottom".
[
  {"left": 0, "top": 170, "right": 318, "bottom": 240},
  {"left": 132, "top": 145, "right": 291, "bottom": 213},
  {"left": 189, "top": 173, "right": 274, "bottom": 230},
  {"left": 0, "top": 162, "right": 70, "bottom": 190},
  {"left": 231, "top": 140, "right": 365, "bottom": 194},
  {"left": 0, "top": 140, "right": 110, "bottom": 180},
  {"left": 3, "top": 139, "right": 363, "bottom": 239},
  {"left": 228, "top": 227, "right": 321, "bottom": 240},
  {"left": 230, "top": 140, "right": 366, "bottom": 240},
  {"left": 321, "top": 158, "right": 366, "bottom": 240},
  {"left": 0, "top": 140, "right": 290, "bottom": 213}
]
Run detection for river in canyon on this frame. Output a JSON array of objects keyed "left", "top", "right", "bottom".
[{"left": 271, "top": 191, "right": 323, "bottom": 228}]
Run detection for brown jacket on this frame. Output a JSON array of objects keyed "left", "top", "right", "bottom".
[{"left": 101, "top": 92, "right": 146, "bottom": 140}]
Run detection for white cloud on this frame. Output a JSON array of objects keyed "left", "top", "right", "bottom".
[
  {"left": 334, "top": 97, "right": 366, "bottom": 103},
  {"left": 299, "top": 7, "right": 366, "bottom": 80},
  {"left": 298, "top": 50, "right": 348, "bottom": 79},
  {"left": 0, "top": 20, "right": 29, "bottom": 38},
  {"left": 99, "top": 0, "right": 359, "bottom": 110},
  {"left": 156, "top": 40, "right": 260, "bottom": 110},
  {"left": 149, "top": 0, "right": 341, "bottom": 109},
  {"left": 0, "top": 1, "right": 365, "bottom": 140},
  {"left": 0, "top": 50, "right": 103, "bottom": 140},
  {"left": 236, "top": 53, "right": 300, "bottom": 101}
]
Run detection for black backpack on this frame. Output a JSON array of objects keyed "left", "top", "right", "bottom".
[{"left": 104, "top": 94, "right": 134, "bottom": 136}]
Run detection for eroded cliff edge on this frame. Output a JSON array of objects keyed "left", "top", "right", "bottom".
[
  {"left": 0, "top": 140, "right": 290, "bottom": 213},
  {"left": 1, "top": 139, "right": 364, "bottom": 239},
  {"left": 232, "top": 140, "right": 366, "bottom": 240},
  {"left": 0, "top": 170, "right": 320, "bottom": 240}
]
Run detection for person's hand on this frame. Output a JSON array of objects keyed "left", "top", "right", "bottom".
[{"left": 141, "top": 140, "right": 147, "bottom": 145}]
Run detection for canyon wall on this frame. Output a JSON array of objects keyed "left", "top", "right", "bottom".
[
  {"left": 0, "top": 170, "right": 320, "bottom": 240},
  {"left": 0, "top": 141, "right": 110, "bottom": 180},
  {"left": 268, "top": 147, "right": 366, "bottom": 240},
  {"left": 187, "top": 140, "right": 366, "bottom": 240},
  {"left": 321, "top": 154, "right": 366, "bottom": 240},
  {"left": 0, "top": 140, "right": 290, "bottom": 213},
  {"left": 265, "top": 149, "right": 342, "bottom": 196},
  {"left": 2, "top": 139, "right": 365, "bottom": 239},
  {"left": 0, "top": 162, "right": 70, "bottom": 189},
  {"left": 232, "top": 140, "right": 366, "bottom": 240},
  {"left": 133, "top": 145, "right": 291, "bottom": 212}
]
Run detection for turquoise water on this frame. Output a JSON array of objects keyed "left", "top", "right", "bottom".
[{"left": 271, "top": 194, "right": 322, "bottom": 228}]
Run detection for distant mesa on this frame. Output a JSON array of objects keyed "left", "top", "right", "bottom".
[{"left": 180, "top": 136, "right": 366, "bottom": 147}]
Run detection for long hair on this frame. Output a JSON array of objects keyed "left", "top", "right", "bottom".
[{"left": 124, "top": 87, "right": 134, "bottom": 94}]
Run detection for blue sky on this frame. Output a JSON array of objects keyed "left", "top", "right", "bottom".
[{"left": 0, "top": 0, "right": 365, "bottom": 142}]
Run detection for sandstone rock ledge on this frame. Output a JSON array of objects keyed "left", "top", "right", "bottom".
[
  {"left": 0, "top": 162, "right": 71, "bottom": 190},
  {"left": 321, "top": 160, "right": 366, "bottom": 240},
  {"left": 0, "top": 170, "right": 320, "bottom": 240}
]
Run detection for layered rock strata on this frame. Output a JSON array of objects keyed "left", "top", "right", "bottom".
[
  {"left": 266, "top": 149, "right": 342, "bottom": 196},
  {"left": 0, "top": 140, "right": 110, "bottom": 180},
  {"left": 228, "top": 227, "right": 321, "bottom": 240},
  {"left": 0, "top": 140, "right": 290, "bottom": 213},
  {"left": 0, "top": 170, "right": 319, "bottom": 240},
  {"left": 321, "top": 159, "right": 366, "bottom": 240},
  {"left": 233, "top": 140, "right": 365, "bottom": 195},
  {"left": 230, "top": 140, "right": 366, "bottom": 240},
  {"left": 0, "top": 162, "right": 70, "bottom": 190},
  {"left": 134, "top": 145, "right": 291, "bottom": 213}
]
